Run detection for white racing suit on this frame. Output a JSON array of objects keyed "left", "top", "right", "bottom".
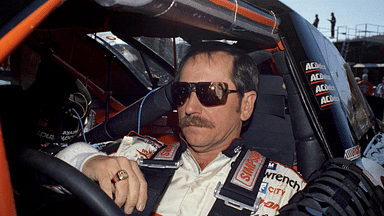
[{"left": 56, "top": 131, "right": 306, "bottom": 216}]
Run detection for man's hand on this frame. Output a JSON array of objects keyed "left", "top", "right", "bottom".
[{"left": 82, "top": 155, "right": 147, "bottom": 214}]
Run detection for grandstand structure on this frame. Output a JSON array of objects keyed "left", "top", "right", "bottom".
[{"left": 321, "top": 24, "right": 384, "bottom": 85}]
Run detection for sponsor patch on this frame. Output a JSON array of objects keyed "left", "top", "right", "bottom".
[
  {"left": 264, "top": 172, "right": 302, "bottom": 192},
  {"left": 116, "top": 133, "right": 162, "bottom": 160},
  {"left": 153, "top": 143, "right": 180, "bottom": 160},
  {"left": 267, "top": 162, "right": 277, "bottom": 170},
  {"left": 344, "top": 145, "right": 361, "bottom": 161},
  {"left": 259, "top": 182, "right": 268, "bottom": 194},
  {"left": 231, "top": 150, "right": 266, "bottom": 191},
  {"left": 37, "top": 130, "right": 78, "bottom": 142}
]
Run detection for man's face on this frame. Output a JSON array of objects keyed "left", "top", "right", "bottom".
[{"left": 177, "top": 51, "right": 247, "bottom": 153}]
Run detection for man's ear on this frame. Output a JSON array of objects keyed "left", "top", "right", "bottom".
[{"left": 240, "top": 91, "right": 257, "bottom": 121}]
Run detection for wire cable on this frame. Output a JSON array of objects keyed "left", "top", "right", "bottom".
[
  {"left": 138, "top": 87, "right": 160, "bottom": 134},
  {"left": 71, "top": 108, "right": 87, "bottom": 143}
]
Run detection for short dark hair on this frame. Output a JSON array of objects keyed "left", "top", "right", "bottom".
[{"left": 175, "top": 42, "right": 259, "bottom": 101}]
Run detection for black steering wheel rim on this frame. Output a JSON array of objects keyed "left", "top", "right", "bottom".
[{"left": 14, "top": 148, "right": 126, "bottom": 216}]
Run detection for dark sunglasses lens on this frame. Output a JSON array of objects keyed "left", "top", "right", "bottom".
[
  {"left": 197, "top": 82, "right": 228, "bottom": 106},
  {"left": 172, "top": 82, "right": 230, "bottom": 107},
  {"left": 172, "top": 82, "right": 190, "bottom": 106}
]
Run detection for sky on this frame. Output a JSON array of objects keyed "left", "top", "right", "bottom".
[{"left": 279, "top": 0, "right": 384, "bottom": 40}]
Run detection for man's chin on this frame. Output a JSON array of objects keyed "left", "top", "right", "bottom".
[
  {"left": 182, "top": 128, "right": 210, "bottom": 142},
  {"left": 184, "top": 137, "right": 211, "bottom": 151}
]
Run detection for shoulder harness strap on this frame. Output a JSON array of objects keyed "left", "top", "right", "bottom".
[
  {"left": 209, "top": 147, "right": 270, "bottom": 216},
  {"left": 133, "top": 142, "right": 183, "bottom": 216}
]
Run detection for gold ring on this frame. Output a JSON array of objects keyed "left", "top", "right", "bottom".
[{"left": 112, "top": 170, "right": 128, "bottom": 183}]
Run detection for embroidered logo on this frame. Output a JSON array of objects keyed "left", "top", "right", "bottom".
[
  {"left": 135, "top": 149, "right": 156, "bottom": 159},
  {"left": 153, "top": 143, "right": 179, "bottom": 160},
  {"left": 231, "top": 150, "right": 266, "bottom": 191},
  {"left": 267, "top": 162, "right": 277, "bottom": 170},
  {"left": 344, "top": 145, "right": 361, "bottom": 161},
  {"left": 259, "top": 182, "right": 268, "bottom": 194}
]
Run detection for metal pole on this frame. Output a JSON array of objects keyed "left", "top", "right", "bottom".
[{"left": 104, "top": 55, "right": 116, "bottom": 121}]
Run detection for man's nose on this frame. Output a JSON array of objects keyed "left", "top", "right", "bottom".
[{"left": 184, "top": 92, "right": 202, "bottom": 114}]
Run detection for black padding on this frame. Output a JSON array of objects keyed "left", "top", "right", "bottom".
[
  {"left": 273, "top": 50, "right": 327, "bottom": 179},
  {"left": 279, "top": 158, "right": 384, "bottom": 216},
  {"left": 80, "top": 82, "right": 174, "bottom": 143}
]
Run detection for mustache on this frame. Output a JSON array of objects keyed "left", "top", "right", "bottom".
[{"left": 179, "top": 115, "right": 215, "bottom": 129}]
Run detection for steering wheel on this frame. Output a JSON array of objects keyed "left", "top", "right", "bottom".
[{"left": 14, "top": 148, "right": 126, "bottom": 216}]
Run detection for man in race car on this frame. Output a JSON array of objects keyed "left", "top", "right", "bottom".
[{"left": 57, "top": 42, "right": 306, "bottom": 215}]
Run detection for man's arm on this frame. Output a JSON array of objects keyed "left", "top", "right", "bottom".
[
  {"left": 56, "top": 142, "right": 148, "bottom": 215},
  {"left": 82, "top": 155, "right": 147, "bottom": 214}
]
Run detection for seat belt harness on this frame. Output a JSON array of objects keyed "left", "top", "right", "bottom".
[
  {"left": 134, "top": 142, "right": 269, "bottom": 216},
  {"left": 210, "top": 147, "right": 270, "bottom": 216},
  {"left": 138, "top": 142, "right": 183, "bottom": 169},
  {"left": 134, "top": 142, "right": 184, "bottom": 216}
]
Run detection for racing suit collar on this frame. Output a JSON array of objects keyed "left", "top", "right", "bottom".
[{"left": 178, "top": 132, "right": 244, "bottom": 158}]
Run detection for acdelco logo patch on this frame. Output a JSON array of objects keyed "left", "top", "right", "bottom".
[
  {"left": 231, "top": 150, "right": 266, "bottom": 191},
  {"left": 153, "top": 143, "right": 179, "bottom": 160}
]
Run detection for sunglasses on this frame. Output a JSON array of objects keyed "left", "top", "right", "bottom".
[{"left": 171, "top": 82, "right": 237, "bottom": 107}]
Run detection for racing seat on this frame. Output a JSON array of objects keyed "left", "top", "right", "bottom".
[
  {"left": 242, "top": 74, "right": 295, "bottom": 167},
  {"left": 242, "top": 51, "right": 296, "bottom": 167}
]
